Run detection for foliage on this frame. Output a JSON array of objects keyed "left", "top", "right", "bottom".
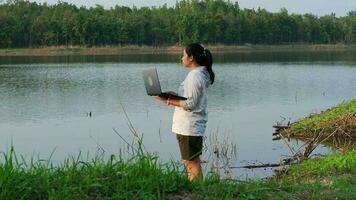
[
  {"left": 0, "top": 147, "right": 191, "bottom": 199},
  {"left": 288, "top": 149, "right": 356, "bottom": 177},
  {"left": 0, "top": 147, "right": 355, "bottom": 199},
  {"left": 0, "top": 0, "right": 355, "bottom": 48},
  {"left": 281, "top": 99, "right": 356, "bottom": 149},
  {"left": 291, "top": 99, "right": 356, "bottom": 130},
  {"left": 279, "top": 149, "right": 356, "bottom": 199}
]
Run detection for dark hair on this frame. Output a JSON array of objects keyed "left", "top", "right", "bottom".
[{"left": 185, "top": 43, "right": 215, "bottom": 84}]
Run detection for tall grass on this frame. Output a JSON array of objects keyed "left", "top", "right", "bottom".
[
  {"left": 1, "top": 146, "right": 355, "bottom": 199},
  {"left": 0, "top": 146, "right": 191, "bottom": 199}
]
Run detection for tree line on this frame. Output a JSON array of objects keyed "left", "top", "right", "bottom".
[{"left": 0, "top": 0, "right": 355, "bottom": 48}]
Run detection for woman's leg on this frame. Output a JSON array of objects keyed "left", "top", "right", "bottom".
[
  {"left": 176, "top": 134, "right": 203, "bottom": 181},
  {"left": 183, "top": 157, "right": 202, "bottom": 181}
]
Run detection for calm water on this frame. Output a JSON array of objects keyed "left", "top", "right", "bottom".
[{"left": 1, "top": 52, "right": 355, "bottom": 179}]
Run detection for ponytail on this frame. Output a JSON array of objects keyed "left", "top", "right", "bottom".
[
  {"left": 203, "top": 48, "right": 215, "bottom": 84},
  {"left": 185, "top": 43, "right": 215, "bottom": 84}
]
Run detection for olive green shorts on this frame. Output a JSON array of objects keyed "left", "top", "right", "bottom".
[{"left": 176, "top": 134, "right": 203, "bottom": 161}]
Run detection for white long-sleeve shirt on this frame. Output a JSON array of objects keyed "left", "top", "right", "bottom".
[{"left": 172, "top": 66, "right": 211, "bottom": 136}]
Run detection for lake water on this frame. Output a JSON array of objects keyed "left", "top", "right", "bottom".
[{"left": 1, "top": 51, "right": 355, "bottom": 179}]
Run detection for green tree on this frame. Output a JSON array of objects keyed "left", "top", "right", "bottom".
[{"left": 0, "top": 0, "right": 354, "bottom": 47}]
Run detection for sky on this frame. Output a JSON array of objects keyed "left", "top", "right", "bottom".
[{"left": 27, "top": 0, "right": 356, "bottom": 17}]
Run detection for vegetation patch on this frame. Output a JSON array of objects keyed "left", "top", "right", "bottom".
[
  {"left": 280, "top": 99, "right": 356, "bottom": 149},
  {"left": 0, "top": 146, "right": 355, "bottom": 199},
  {"left": 277, "top": 149, "right": 356, "bottom": 199}
]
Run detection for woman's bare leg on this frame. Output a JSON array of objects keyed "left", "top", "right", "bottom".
[{"left": 183, "top": 157, "right": 202, "bottom": 181}]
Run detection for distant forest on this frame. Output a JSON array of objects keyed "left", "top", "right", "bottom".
[{"left": 0, "top": 0, "right": 355, "bottom": 48}]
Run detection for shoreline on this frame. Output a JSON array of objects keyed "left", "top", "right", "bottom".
[
  {"left": 1, "top": 44, "right": 356, "bottom": 57},
  {"left": 279, "top": 99, "right": 356, "bottom": 150}
]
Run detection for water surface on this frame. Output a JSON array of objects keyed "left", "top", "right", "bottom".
[{"left": 1, "top": 52, "right": 355, "bottom": 179}]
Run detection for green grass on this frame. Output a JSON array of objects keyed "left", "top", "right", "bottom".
[
  {"left": 290, "top": 99, "right": 356, "bottom": 131},
  {"left": 281, "top": 99, "right": 356, "bottom": 149},
  {"left": 0, "top": 147, "right": 191, "bottom": 199},
  {"left": 288, "top": 149, "right": 356, "bottom": 176},
  {"left": 279, "top": 149, "right": 356, "bottom": 199},
  {"left": 0, "top": 146, "right": 355, "bottom": 199}
]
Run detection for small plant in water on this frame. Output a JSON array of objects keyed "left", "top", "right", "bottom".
[{"left": 204, "top": 131, "right": 238, "bottom": 180}]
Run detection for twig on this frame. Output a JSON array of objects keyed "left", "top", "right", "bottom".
[
  {"left": 118, "top": 101, "right": 147, "bottom": 151},
  {"left": 89, "top": 134, "right": 106, "bottom": 154},
  {"left": 233, "top": 163, "right": 284, "bottom": 169},
  {"left": 112, "top": 128, "right": 134, "bottom": 155},
  {"left": 279, "top": 132, "right": 296, "bottom": 155}
]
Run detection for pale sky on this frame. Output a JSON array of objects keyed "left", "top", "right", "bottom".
[{"left": 26, "top": 0, "right": 356, "bottom": 17}]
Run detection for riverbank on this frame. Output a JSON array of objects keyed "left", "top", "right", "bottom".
[
  {"left": 0, "top": 146, "right": 355, "bottom": 199},
  {"left": 1, "top": 44, "right": 356, "bottom": 56},
  {"left": 280, "top": 99, "right": 356, "bottom": 150}
]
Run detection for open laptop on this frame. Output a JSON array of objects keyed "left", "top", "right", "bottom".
[{"left": 142, "top": 68, "right": 187, "bottom": 100}]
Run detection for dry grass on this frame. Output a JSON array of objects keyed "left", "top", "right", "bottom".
[{"left": 280, "top": 99, "right": 356, "bottom": 150}]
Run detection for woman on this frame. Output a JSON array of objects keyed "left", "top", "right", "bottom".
[{"left": 154, "top": 43, "right": 215, "bottom": 181}]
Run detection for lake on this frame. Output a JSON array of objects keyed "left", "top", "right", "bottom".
[{"left": 0, "top": 51, "right": 355, "bottom": 179}]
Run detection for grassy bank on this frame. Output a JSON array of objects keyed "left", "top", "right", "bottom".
[
  {"left": 280, "top": 99, "right": 356, "bottom": 149},
  {"left": 1, "top": 44, "right": 356, "bottom": 56},
  {"left": 0, "top": 146, "right": 355, "bottom": 199}
]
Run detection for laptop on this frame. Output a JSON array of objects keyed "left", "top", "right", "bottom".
[{"left": 142, "top": 68, "right": 187, "bottom": 100}]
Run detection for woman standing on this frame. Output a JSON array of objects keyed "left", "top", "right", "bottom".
[{"left": 154, "top": 43, "right": 215, "bottom": 181}]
